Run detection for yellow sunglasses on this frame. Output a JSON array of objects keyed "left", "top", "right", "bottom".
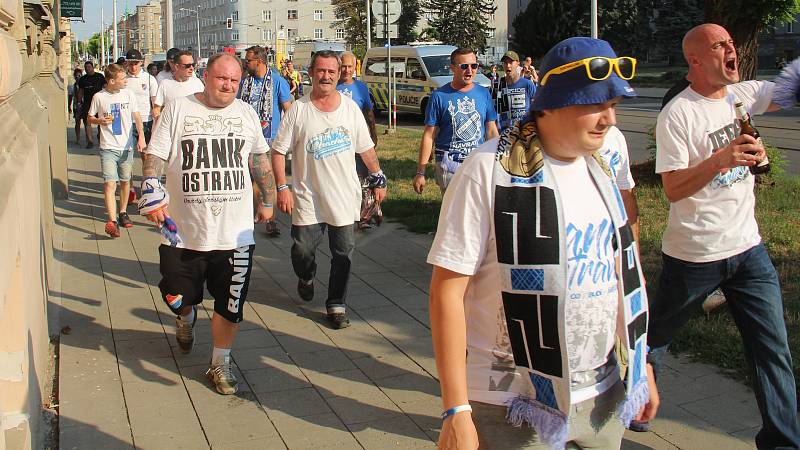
[{"left": 540, "top": 56, "right": 637, "bottom": 86}]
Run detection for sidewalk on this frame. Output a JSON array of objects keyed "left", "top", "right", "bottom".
[{"left": 54, "top": 135, "right": 761, "bottom": 449}]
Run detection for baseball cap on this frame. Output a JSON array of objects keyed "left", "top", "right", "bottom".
[
  {"left": 501, "top": 51, "right": 520, "bottom": 62},
  {"left": 166, "top": 47, "right": 181, "bottom": 61},
  {"left": 125, "top": 49, "right": 143, "bottom": 61},
  {"left": 531, "top": 37, "right": 636, "bottom": 111}
]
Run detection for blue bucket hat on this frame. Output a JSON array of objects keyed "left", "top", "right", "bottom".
[{"left": 531, "top": 37, "right": 636, "bottom": 110}]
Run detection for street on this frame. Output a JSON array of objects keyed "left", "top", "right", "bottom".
[{"left": 377, "top": 93, "right": 800, "bottom": 174}]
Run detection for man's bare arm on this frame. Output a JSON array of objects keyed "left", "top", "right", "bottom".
[
  {"left": 417, "top": 125, "right": 437, "bottom": 173},
  {"left": 485, "top": 120, "right": 499, "bottom": 140},
  {"left": 249, "top": 152, "right": 276, "bottom": 205},
  {"left": 359, "top": 148, "right": 381, "bottom": 173},
  {"left": 365, "top": 108, "right": 378, "bottom": 148},
  {"left": 142, "top": 154, "right": 166, "bottom": 178}
]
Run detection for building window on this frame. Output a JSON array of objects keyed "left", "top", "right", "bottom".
[
  {"left": 262, "top": 10, "right": 271, "bottom": 21},
  {"left": 232, "top": 31, "right": 238, "bottom": 40},
  {"left": 232, "top": 10, "right": 238, "bottom": 21},
  {"left": 336, "top": 29, "right": 345, "bottom": 39},
  {"left": 314, "top": 28, "right": 323, "bottom": 39},
  {"left": 263, "top": 29, "right": 273, "bottom": 40},
  {"left": 288, "top": 9, "right": 297, "bottom": 19},
  {"left": 788, "top": 21, "right": 795, "bottom": 33},
  {"left": 287, "top": 28, "right": 297, "bottom": 39},
  {"left": 424, "top": 12, "right": 433, "bottom": 21},
  {"left": 487, "top": 29, "right": 494, "bottom": 38},
  {"left": 314, "top": 10, "right": 323, "bottom": 20}
]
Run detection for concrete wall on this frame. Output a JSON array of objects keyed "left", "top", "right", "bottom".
[{"left": 0, "top": 0, "right": 67, "bottom": 447}]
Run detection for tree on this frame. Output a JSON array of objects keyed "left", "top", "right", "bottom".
[
  {"left": 86, "top": 33, "right": 102, "bottom": 60},
  {"left": 396, "top": 0, "right": 422, "bottom": 44},
  {"left": 650, "top": 0, "right": 704, "bottom": 64},
  {"left": 421, "top": 0, "right": 496, "bottom": 53},
  {"left": 510, "top": 0, "right": 643, "bottom": 60},
  {"left": 332, "top": 0, "right": 368, "bottom": 54},
  {"left": 704, "top": 0, "right": 800, "bottom": 79}
]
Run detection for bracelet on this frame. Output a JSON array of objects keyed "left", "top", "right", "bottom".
[
  {"left": 262, "top": 202, "right": 273, "bottom": 208},
  {"left": 415, "top": 171, "right": 425, "bottom": 177},
  {"left": 441, "top": 404, "right": 472, "bottom": 420},
  {"left": 276, "top": 184, "right": 289, "bottom": 192}
]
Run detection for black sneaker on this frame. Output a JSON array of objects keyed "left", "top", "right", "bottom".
[
  {"left": 297, "top": 278, "right": 314, "bottom": 302},
  {"left": 265, "top": 220, "right": 281, "bottom": 237},
  {"left": 118, "top": 212, "right": 133, "bottom": 228},
  {"left": 326, "top": 312, "right": 351, "bottom": 329}
]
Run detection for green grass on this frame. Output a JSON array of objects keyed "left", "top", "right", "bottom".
[{"left": 380, "top": 126, "right": 800, "bottom": 384}]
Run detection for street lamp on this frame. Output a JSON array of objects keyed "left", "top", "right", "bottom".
[{"left": 180, "top": 7, "right": 201, "bottom": 58}]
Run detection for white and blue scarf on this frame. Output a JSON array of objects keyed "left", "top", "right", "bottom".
[
  {"left": 240, "top": 69, "right": 275, "bottom": 138},
  {"left": 492, "top": 121, "right": 650, "bottom": 449}
]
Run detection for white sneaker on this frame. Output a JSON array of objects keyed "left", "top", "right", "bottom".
[{"left": 205, "top": 355, "right": 238, "bottom": 395}]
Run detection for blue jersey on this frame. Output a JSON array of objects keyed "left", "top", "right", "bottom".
[
  {"left": 337, "top": 79, "right": 373, "bottom": 111},
  {"left": 424, "top": 83, "right": 497, "bottom": 168},
  {"left": 494, "top": 76, "right": 536, "bottom": 131},
  {"left": 237, "top": 69, "right": 292, "bottom": 141}
]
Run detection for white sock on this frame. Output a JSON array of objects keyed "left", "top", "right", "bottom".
[
  {"left": 180, "top": 307, "right": 195, "bottom": 324},
  {"left": 211, "top": 347, "right": 231, "bottom": 365}
]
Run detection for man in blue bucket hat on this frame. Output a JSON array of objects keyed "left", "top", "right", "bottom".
[{"left": 426, "top": 37, "right": 659, "bottom": 449}]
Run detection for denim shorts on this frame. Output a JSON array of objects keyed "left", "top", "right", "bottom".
[{"left": 100, "top": 148, "right": 134, "bottom": 182}]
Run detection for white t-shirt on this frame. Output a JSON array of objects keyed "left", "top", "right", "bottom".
[
  {"left": 271, "top": 94, "right": 375, "bottom": 226},
  {"left": 146, "top": 95, "right": 268, "bottom": 251},
  {"left": 599, "top": 126, "right": 635, "bottom": 191},
  {"left": 427, "top": 138, "right": 619, "bottom": 407},
  {"left": 154, "top": 77, "right": 205, "bottom": 108},
  {"left": 156, "top": 70, "right": 173, "bottom": 84},
  {"left": 88, "top": 89, "right": 139, "bottom": 151},
  {"left": 125, "top": 70, "right": 158, "bottom": 121},
  {"left": 656, "top": 81, "right": 773, "bottom": 262}
]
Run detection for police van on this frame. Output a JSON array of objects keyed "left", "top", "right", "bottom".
[{"left": 362, "top": 44, "right": 492, "bottom": 116}]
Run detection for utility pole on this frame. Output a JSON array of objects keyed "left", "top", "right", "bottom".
[
  {"left": 100, "top": 1, "right": 105, "bottom": 65},
  {"left": 113, "top": 0, "right": 118, "bottom": 61},
  {"left": 590, "top": 0, "right": 598, "bottom": 38},
  {"left": 166, "top": 0, "right": 174, "bottom": 49},
  {"left": 180, "top": 8, "right": 201, "bottom": 58},
  {"left": 365, "top": 0, "right": 370, "bottom": 50}
]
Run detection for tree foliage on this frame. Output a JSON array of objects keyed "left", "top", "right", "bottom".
[
  {"left": 510, "top": 0, "right": 644, "bottom": 60},
  {"left": 705, "top": 0, "right": 800, "bottom": 79},
  {"left": 396, "top": 0, "right": 422, "bottom": 44},
  {"left": 421, "top": 0, "right": 496, "bottom": 53},
  {"left": 332, "top": 0, "right": 368, "bottom": 52},
  {"left": 87, "top": 33, "right": 102, "bottom": 60}
]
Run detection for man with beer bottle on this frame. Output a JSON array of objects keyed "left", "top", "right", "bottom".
[{"left": 648, "top": 23, "right": 800, "bottom": 448}]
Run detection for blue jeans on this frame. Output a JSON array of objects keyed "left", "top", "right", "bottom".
[
  {"left": 290, "top": 223, "right": 355, "bottom": 311},
  {"left": 648, "top": 244, "right": 800, "bottom": 449}
]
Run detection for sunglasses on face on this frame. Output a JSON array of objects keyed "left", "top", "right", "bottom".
[
  {"left": 177, "top": 62, "right": 196, "bottom": 69},
  {"left": 458, "top": 63, "right": 479, "bottom": 70},
  {"left": 540, "top": 56, "right": 637, "bottom": 86}
]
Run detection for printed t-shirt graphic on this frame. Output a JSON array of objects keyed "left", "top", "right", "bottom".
[
  {"left": 271, "top": 94, "right": 375, "bottom": 227},
  {"left": 495, "top": 77, "right": 536, "bottom": 131},
  {"left": 424, "top": 83, "right": 497, "bottom": 175},
  {"left": 598, "top": 126, "right": 635, "bottom": 190},
  {"left": 146, "top": 95, "right": 268, "bottom": 251},
  {"left": 88, "top": 89, "right": 139, "bottom": 150},
  {"left": 336, "top": 80, "right": 373, "bottom": 111}
]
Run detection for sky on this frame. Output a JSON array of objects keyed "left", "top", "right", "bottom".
[{"left": 69, "top": 0, "right": 152, "bottom": 41}]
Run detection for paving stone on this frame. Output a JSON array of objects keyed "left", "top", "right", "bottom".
[
  {"left": 199, "top": 401, "right": 280, "bottom": 447},
  {"left": 649, "top": 403, "right": 755, "bottom": 450},
  {"left": 115, "top": 336, "right": 173, "bottom": 359},
  {"left": 357, "top": 305, "right": 432, "bottom": 340},
  {"left": 290, "top": 348, "right": 357, "bottom": 374},
  {"left": 231, "top": 327, "right": 280, "bottom": 349},
  {"left": 128, "top": 399, "right": 202, "bottom": 437},
  {"left": 134, "top": 432, "right": 210, "bottom": 450},
  {"left": 621, "top": 432, "right": 679, "bottom": 450},
  {"left": 117, "top": 356, "right": 181, "bottom": 384},
  {"left": 243, "top": 365, "right": 311, "bottom": 394},
  {"left": 376, "top": 372, "right": 440, "bottom": 406},
  {"left": 351, "top": 351, "right": 427, "bottom": 381},
  {"left": 348, "top": 414, "right": 435, "bottom": 448},
  {"left": 325, "top": 393, "right": 404, "bottom": 425},
  {"left": 59, "top": 382, "right": 130, "bottom": 431},
  {"left": 680, "top": 390, "right": 762, "bottom": 433},
  {"left": 304, "top": 369, "right": 378, "bottom": 399},
  {"left": 233, "top": 346, "right": 293, "bottom": 372},
  {"left": 209, "top": 436, "right": 287, "bottom": 449},
  {"left": 60, "top": 422, "right": 134, "bottom": 450},
  {"left": 259, "top": 387, "right": 332, "bottom": 418},
  {"left": 270, "top": 412, "right": 359, "bottom": 449}
]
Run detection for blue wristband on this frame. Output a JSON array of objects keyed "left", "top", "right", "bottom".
[{"left": 441, "top": 404, "right": 472, "bottom": 420}]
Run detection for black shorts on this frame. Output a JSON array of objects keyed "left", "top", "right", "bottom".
[{"left": 158, "top": 244, "right": 255, "bottom": 323}]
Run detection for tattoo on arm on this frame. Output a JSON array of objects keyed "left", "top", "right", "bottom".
[
  {"left": 360, "top": 148, "right": 380, "bottom": 173},
  {"left": 143, "top": 155, "right": 166, "bottom": 178},
  {"left": 250, "top": 153, "right": 276, "bottom": 205}
]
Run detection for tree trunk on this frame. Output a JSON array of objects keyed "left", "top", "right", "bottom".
[{"left": 705, "top": 1, "right": 761, "bottom": 80}]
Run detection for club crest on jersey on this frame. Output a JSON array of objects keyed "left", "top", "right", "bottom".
[
  {"left": 166, "top": 294, "right": 183, "bottom": 309},
  {"left": 448, "top": 96, "right": 481, "bottom": 142},
  {"left": 141, "top": 83, "right": 147, "bottom": 90}
]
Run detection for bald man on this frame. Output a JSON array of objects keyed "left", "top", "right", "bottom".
[
  {"left": 649, "top": 24, "right": 800, "bottom": 448},
  {"left": 141, "top": 53, "right": 275, "bottom": 395}
]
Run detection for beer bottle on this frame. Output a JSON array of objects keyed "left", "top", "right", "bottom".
[{"left": 734, "top": 101, "right": 770, "bottom": 175}]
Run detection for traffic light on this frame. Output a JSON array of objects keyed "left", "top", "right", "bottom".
[{"left": 226, "top": 17, "right": 233, "bottom": 29}]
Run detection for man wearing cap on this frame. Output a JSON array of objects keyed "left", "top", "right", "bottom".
[
  {"left": 414, "top": 47, "right": 498, "bottom": 194},
  {"left": 427, "top": 37, "right": 657, "bottom": 449},
  {"left": 156, "top": 47, "right": 180, "bottom": 84},
  {"left": 493, "top": 50, "right": 536, "bottom": 133},
  {"left": 153, "top": 50, "right": 205, "bottom": 121},
  {"left": 649, "top": 23, "right": 800, "bottom": 447},
  {"left": 124, "top": 49, "right": 158, "bottom": 143},
  {"left": 238, "top": 45, "right": 293, "bottom": 237}
]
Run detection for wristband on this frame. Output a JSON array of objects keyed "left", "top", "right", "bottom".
[
  {"left": 441, "top": 404, "right": 472, "bottom": 420},
  {"left": 262, "top": 202, "right": 273, "bottom": 208},
  {"left": 415, "top": 171, "right": 425, "bottom": 177},
  {"left": 276, "top": 184, "right": 289, "bottom": 192}
]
